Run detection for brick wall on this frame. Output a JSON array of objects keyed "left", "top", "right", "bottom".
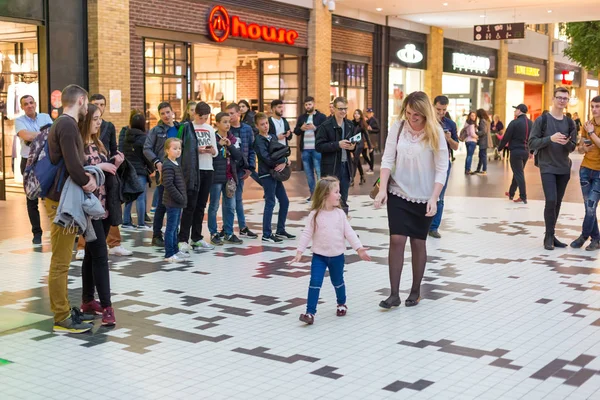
[
  {"left": 308, "top": 3, "right": 332, "bottom": 111},
  {"left": 236, "top": 63, "right": 259, "bottom": 102},
  {"left": 128, "top": 0, "right": 309, "bottom": 110},
  {"left": 331, "top": 27, "right": 373, "bottom": 109}
]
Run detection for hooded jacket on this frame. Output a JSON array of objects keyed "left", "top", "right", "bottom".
[
  {"left": 315, "top": 117, "right": 355, "bottom": 178},
  {"left": 143, "top": 121, "right": 181, "bottom": 168},
  {"left": 123, "top": 128, "right": 154, "bottom": 176},
  {"left": 212, "top": 132, "right": 243, "bottom": 184},
  {"left": 162, "top": 158, "right": 187, "bottom": 209}
]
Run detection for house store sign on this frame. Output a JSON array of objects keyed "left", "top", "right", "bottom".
[{"left": 208, "top": 5, "right": 299, "bottom": 45}]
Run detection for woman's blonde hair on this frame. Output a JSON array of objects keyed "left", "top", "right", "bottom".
[
  {"left": 400, "top": 91, "right": 441, "bottom": 153},
  {"left": 310, "top": 177, "right": 341, "bottom": 229},
  {"left": 78, "top": 103, "right": 107, "bottom": 157}
]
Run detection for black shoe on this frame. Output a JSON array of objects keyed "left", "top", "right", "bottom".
[
  {"left": 379, "top": 296, "right": 401, "bottom": 309},
  {"left": 210, "top": 234, "right": 224, "bottom": 246},
  {"left": 152, "top": 236, "right": 165, "bottom": 247},
  {"left": 262, "top": 235, "right": 283, "bottom": 243},
  {"left": 428, "top": 230, "right": 441, "bottom": 239},
  {"left": 239, "top": 227, "right": 258, "bottom": 239},
  {"left": 145, "top": 213, "right": 151, "bottom": 223},
  {"left": 218, "top": 230, "right": 225, "bottom": 239},
  {"left": 275, "top": 230, "right": 296, "bottom": 240},
  {"left": 586, "top": 240, "right": 600, "bottom": 251},
  {"left": 553, "top": 237, "right": 567, "bottom": 248},
  {"left": 570, "top": 236, "right": 588, "bottom": 248},
  {"left": 32, "top": 234, "right": 42, "bottom": 245},
  {"left": 544, "top": 234, "right": 554, "bottom": 250},
  {"left": 405, "top": 294, "right": 422, "bottom": 307},
  {"left": 224, "top": 234, "right": 243, "bottom": 244}
]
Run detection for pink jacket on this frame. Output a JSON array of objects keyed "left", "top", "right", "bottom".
[
  {"left": 297, "top": 208, "right": 363, "bottom": 257},
  {"left": 465, "top": 124, "right": 478, "bottom": 143}
]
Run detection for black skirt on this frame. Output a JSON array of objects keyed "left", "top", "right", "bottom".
[{"left": 387, "top": 193, "right": 433, "bottom": 240}]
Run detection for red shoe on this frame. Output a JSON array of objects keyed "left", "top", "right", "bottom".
[
  {"left": 336, "top": 304, "right": 348, "bottom": 316},
  {"left": 102, "top": 307, "right": 116, "bottom": 326},
  {"left": 299, "top": 313, "right": 314, "bottom": 325},
  {"left": 81, "top": 300, "right": 103, "bottom": 315},
  {"left": 514, "top": 198, "right": 527, "bottom": 204}
]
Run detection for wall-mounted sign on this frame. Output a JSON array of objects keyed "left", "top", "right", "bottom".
[
  {"left": 587, "top": 78, "right": 599, "bottom": 88},
  {"left": 207, "top": 5, "right": 299, "bottom": 46},
  {"left": 561, "top": 70, "right": 575, "bottom": 85},
  {"left": 554, "top": 64, "right": 581, "bottom": 87},
  {"left": 443, "top": 44, "right": 497, "bottom": 77},
  {"left": 452, "top": 52, "right": 490, "bottom": 74},
  {"left": 473, "top": 23, "right": 525, "bottom": 41},
  {"left": 389, "top": 38, "right": 427, "bottom": 70},
  {"left": 507, "top": 58, "right": 546, "bottom": 83}
]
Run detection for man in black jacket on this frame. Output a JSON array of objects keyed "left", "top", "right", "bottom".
[
  {"left": 315, "top": 96, "right": 355, "bottom": 214},
  {"left": 268, "top": 99, "right": 293, "bottom": 145},
  {"left": 294, "top": 96, "right": 327, "bottom": 201},
  {"left": 498, "top": 104, "right": 533, "bottom": 204}
]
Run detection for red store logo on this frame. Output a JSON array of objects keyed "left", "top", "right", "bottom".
[{"left": 208, "top": 5, "right": 299, "bottom": 46}]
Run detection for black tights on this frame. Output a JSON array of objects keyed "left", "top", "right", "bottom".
[{"left": 386, "top": 234, "right": 427, "bottom": 302}]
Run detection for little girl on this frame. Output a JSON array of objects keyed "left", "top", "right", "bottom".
[
  {"left": 162, "top": 138, "right": 188, "bottom": 262},
  {"left": 290, "top": 176, "right": 371, "bottom": 325}
]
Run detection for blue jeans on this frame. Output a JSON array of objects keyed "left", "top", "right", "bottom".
[
  {"left": 580, "top": 167, "right": 600, "bottom": 240},
  {"left": 153, "top": 184, "right": 167, "bottom": 238},
  {"left": 430, "top": 161, "right": 451, "bottom": 231},
  {"left": 123, "top": 174, "right": 148, "bottom": 226},
  {"left": 261, "top": 176, "right": 289, "bottom": 237},
  {"left": 208, "top": 183, "right": 236, "bottom": 236},
  {"left": 234, "top": 172, "right": 247, "bottom": 230},
  {"left": 306, "top": 253, "right": 346, "bottom": 315},
  {"left": 465, "top": 142, "right": 476, "bottom": 172},
  {"left": 302, "top": 149, "right": 321, "bottom": 196},
  {"left": 164, "top": 207, "right": 182, "bottom": 258},
  {"left": 476, "top": 147, "right": 488, "bottom": 172}
]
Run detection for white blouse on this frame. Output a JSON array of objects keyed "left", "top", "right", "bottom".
[{"left": 381, "top": 120, "right": 449, "bottom": 203}]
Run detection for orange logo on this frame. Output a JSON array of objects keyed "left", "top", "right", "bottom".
[{"left": 207, "top": 5, "right": 299, "bottom": 46}]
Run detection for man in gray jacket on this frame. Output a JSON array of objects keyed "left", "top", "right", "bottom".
[{"left": 144, "top": 102, "right": 180, "bottom": 247}]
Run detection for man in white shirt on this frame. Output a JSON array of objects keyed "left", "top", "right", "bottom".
[
  {"left": 15, "top": 95, "right": 53, "bottom": 245},
  {"left": 268, "top": 99, "right": 292, "bottom": 145}
]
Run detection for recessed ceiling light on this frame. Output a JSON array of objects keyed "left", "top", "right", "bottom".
[
  {"left": 376, "top": 7, "right": 383, "bottom": 11},
  {"left": 547, "top": 9, "right": 552, "bottom": 13},
  {"left": 419, "top": 18, "right": 423, "bottom": 21},
  {"left": 443, "top": 2, "right": 448, "bottom": 5},
  {"left": 480, "top": 15, "right": 486, "bottom": 18}
]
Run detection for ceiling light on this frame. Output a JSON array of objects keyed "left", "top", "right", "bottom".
[
  {"left": 547, "top": 10, "right": 552, "bottom": 13},
  {"left": 376, "top": 7, "right": 383, "bottom": 11},
  {"left": 480, "top": 15, "right": 486, "bottom": 18},
  {"left": 443, "top": 2, "right": 448, "bottom": 5},
  {"left": 419, "top": 18, "right": 423, "bottom": 21}
]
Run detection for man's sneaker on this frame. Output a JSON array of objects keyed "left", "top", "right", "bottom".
[
  {"left": 32, "top": 234, "right": 42, "bottom": 245},
  {"left": 102, "top": 307, "right": 116, "bottom": 326},
  {"left": 75, "top": 249, "right": 85, "bottom": 260},
  {"left": 137, "top": 225, "right": 153, "bottom": 231},
  {"left": 178, "top": 242, "right": 192, "bottom": 253},
  {"left": 211, "top": 234, "right": 224, "bottom": 246},
  {"left": 81, "top": 300, "right": 103, "bottom": 315},
  {"left": 262, "top": 235, "right": 283, "bottom": 244},
  {"left": 428, "top": 230, "right": 442, "bottom": 239},
  {"left": 218, "top": 230, "right": 225, "bottom": 239},
  {"left": 239, "top": 227, "right": 258, "bottom": 239},
  {"left": 121, "top": 224, "right": 137, "bottom": 230},
  {"left": 176, "top": 251, "right": 190, "bottom": 259},
  {"left": 570, "top": 236, "right": 588, "bottom": 249},
  {"left": 145, "top": 213, "right": 152, "bottom": 223},
  {"left": 108, "top": 246, "right": 133, "bottom": 256},
  {"left": 586, "top": 240, "right": 600, "bottom": 251},
  {"left": 165, "top": 255, "right": 182, "bottom": 263},
  {"left": 306, "top": 197, "right": 312, "bottom": 203},
  {"left": 191, "top": 239, "right": 215, "bottom": 251},
  {"left": 275, "top": 230, "right": 296, "bottom": 240},
  {"left": 152, "top": 236, "right": 165, "bottom": 247},
  {"left": 299, "top": 313, "right": 314, "bottom": 325},
  {"left": 224, "top": 234, "right": 243, "bottom": 244},
  {"left": 53, "top": 316, "right": 93, "bottom": 334},
  {"left": 150, "top": 207, "right": 156, "bottom": 215},
  {"left": 71, "top": 307, "right": 95, "bottom": 323}
]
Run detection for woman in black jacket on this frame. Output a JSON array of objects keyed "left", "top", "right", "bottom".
[
  {"left": 351, "top": 109, "right": 373, "bottom": 186},
  {"left": 238, "top": 100, "right": 258, "bottom": 135},
  {"left": 474, "top": 108, "right": 491, "bottom": 175},
  {"left": 253, "top": 112, "right": 293, "bottom": 244},
  {"left": 122, "top": 113, "right": 154, "bottom": 229}
]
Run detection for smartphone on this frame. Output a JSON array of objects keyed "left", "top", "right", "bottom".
[
  {"left": 584, "top": 139, "right": 593, "bottom": 146},
  {"left": 349, "top": 132, "right": 362, "bottom": 144}
]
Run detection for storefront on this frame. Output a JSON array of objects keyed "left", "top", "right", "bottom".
[
  {"left": 0, "top": 0, "right": 87, "bottom": 200},
  {"left": 330, "top": 16, "right": 374, "bottom": 115},
  {"left": 506, "top": 56, "right": 546, "bottom": 121},
  {"left": 131, "top": 1, "right": 309, "bottom": 164},
  {"left": 442, "top": 39, "right": 497, "bottom": 130},
  {"left": 553, "top": 62, "right": 582, "bottom": 114},
  {"left": 585, "top": 74, "right": 599, "bottom": 121},
  {"left": 387, "top": 29, "right": 427, "bottom": 129}
]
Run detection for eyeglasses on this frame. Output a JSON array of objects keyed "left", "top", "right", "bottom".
[
  {"left": 555, "top": 96, "right": 570, "bottom": 102},
  {"left": 336, "top": 107, "right": 348, "bottom": 111}
]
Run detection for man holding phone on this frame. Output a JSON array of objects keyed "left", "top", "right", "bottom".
[
  {"left": 528, "top": 87, "right": 578, "bottom": 250},
  {"left": 269, "top": 99, "right": 293, "bottom": 145},
  {"left": 571, "top": 95, "right": 600, "bottom": 251}
]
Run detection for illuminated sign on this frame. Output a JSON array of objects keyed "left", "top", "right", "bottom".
[
  {"left": 514, "top": 65, "right": 540, "bottom": 77},
  {"left": 452, "top": 52, "right": 490, "bottom": 75},
  {"left": 562, "top": 70, "right": 575, "bottom": 85},
  {"left": 588, "top": 78, "right": 599, "bottom": 88},
  {"left": 397, "top": 44, "right": 423, "bottom": 64},
  {"left": 208, "top": 5, "right": 299, "bottom": 46}
]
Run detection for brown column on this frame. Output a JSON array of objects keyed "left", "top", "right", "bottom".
[
  {"left": 308, "top": 0, "right": 332, "bottom": 111},
  {"left": 495, "top": 40, "right": 508, "bottom": 123},
  {"left": 425, "top": 26, "right": 444, "bottom": 99},
  {"left": 544, "top": 24, "right": 555, "bottom": 111}
]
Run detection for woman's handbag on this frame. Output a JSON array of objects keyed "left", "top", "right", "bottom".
[{"left": 369, "top": 121, "right": 404, "bottom": 200}]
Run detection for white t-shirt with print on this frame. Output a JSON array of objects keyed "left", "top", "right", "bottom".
[{"left": 193, "top": 122, "right": 218, "bottom": 170}]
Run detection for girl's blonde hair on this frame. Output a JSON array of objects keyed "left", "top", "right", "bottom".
[
  {"left": 310, "top": 177, "right": 340, "bottom": 229},
  {"left": 161, "top": 138, "right": 182, "bottom": 185},
  {"left": 400, "top": 91, "right": 441, "bottom": 153},
  {"left": 78, "top": 103, "right": 107, "bottom": 157}
]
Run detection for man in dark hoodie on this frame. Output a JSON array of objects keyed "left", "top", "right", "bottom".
[
  {"left": 144, "top": 102, "right": 180, "bottom": 247},
  {"left": 528, "top": 87, "right": 577, "bottom": 250}
]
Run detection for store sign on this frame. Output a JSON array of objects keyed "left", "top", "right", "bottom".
[
  {"left": 389, "top": 38, "right": 427, "bottom": 70},
  {"left": 397, "top": 44, "right": 423, "bottom": 64},
  {"left": 587, "top": 78, "right": 599, "bottom": 88},
  {"left": 507, "top": 59, "right": 546, "bottom": 83},
  {"left": 561, "top": 70, "right": 575, "bottom": 85},
  {"left": 473, "top": 23, "right": 525, "bottom": 41},
  {"left": 452, "top": 52, "right": 490, "bottom": 74},
  {"left": 207, "top": 5, "right": 299, "bottom": 45}
]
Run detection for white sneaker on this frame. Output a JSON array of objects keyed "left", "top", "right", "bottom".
[
  {"left": 137, "top": 225, "right": 153, "bottom": 231},
  {"left": 191, "top": 239, "right": 214, "bottom": 251},
  {"left": 108, "top": 245, "right": 133, "bottom": 256},
  {"left": 176, "top": 251, "right": 190, "bottom": 259},
  {"left": 178, "top": 242, "right": 191, "bottom": 253},
  {"left": 164, "top": 255, "right": 181, "bottom": 263},
  {"left": 75, "top": 249, "right": 85, "bottom": 260}
]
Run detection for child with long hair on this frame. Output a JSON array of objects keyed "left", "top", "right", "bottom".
[{"left": 290, "top": 177, "right": 371, "bottom": 325}]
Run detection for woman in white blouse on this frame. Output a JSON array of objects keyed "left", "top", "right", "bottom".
[{"left": 374, "top": 91, "right": 448, "bottom": 308}]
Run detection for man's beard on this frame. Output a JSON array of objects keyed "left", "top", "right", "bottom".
[
  {"left": 275, "top": 110, "right": 283, "bottom": 117},
  {"left": 78, "top": 106, "right": 87, "bottom": 121},
  {"left": 305, "top": 107, "right": 314, "bottom": 114}
]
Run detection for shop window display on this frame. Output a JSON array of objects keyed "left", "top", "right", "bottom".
[{"left": 330, "top": 61, "right": 367, "bottom": 113}]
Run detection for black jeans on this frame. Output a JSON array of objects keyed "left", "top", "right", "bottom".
[
  {"left": 509, "top": 150, "right": 528, "bottom": 200},
  {"left": 82, "top": 218, "right": 111, "bottom": 308},
  {"left": 178, "top": 170, "right": 213, "bottom": 243},
  {"left": 20, "top": 158, "right": 42, "bottom": 237},
  {"left": 362, "top": 148, "right": 374, "bottom": 170},
  {"left": 541, "top": 173, "right": 571, "bottom": 235}
]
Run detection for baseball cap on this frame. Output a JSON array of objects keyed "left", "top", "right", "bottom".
[
  {"left": 513, "top": 104, "right": 528, "bottom": 113},
  {"left": 366, "top": 108, "right": 373, "bottom": 112}
]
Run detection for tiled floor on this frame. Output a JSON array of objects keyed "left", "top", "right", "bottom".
[{"left": 2, "top": 156, "right": 600, "bottom": 399}]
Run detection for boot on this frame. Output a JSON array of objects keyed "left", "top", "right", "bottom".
[{"left": 544, "top": 233, "right": 554, "bottom": 251}]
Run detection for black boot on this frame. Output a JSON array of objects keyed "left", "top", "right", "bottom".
[
  {"left": 544, "top": 233, "right": 554, "bottom": 250},
  {"left": 553, "top": 237, "right": 568, "bottom": 248}
]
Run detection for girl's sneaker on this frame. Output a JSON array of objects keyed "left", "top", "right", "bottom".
[
  {"left": 336, "top": 304, "right": 348, "bottom": 317},
  {"left": 81, "top": 300, "right": 103, "bottom": 315},
  {"left": 299, "top": 313, "right": 314, "bottom": 325}
]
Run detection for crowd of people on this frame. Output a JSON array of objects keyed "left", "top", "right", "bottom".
[{"left": 15, "top": 82, "right": 600, "bottom": 331}]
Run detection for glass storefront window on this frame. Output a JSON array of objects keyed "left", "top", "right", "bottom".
[
  {"left": 330, "top": 61, "right": 367, "bottom": 113},
  {"left": 388, "top": 67, "right": 424, "bottom": 127},
  {"left": 442, "top": 73, "right": 494, "bottom": 130}
]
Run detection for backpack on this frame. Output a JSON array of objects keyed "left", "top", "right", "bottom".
[
  {"left": 268, "top": 138, "right": 291, "bottom": 182},
  {"left": 533, "top": 113, "right": 575, "bottom": 167},
  {"left": 459, "top": 126, "right": 468, "bottom": 141},
  {"left": 23, "top": 122, "right": 66, "bottom": 200}
]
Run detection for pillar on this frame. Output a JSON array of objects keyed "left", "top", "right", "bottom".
[
  {"left": 544, "top": 23, "right": 555, "bottom": 112},
  {"left": 87, "top": 0, "right": 131, "bottom": 131},
  {"left": 495, "top": 40, "right": 508, "bottom": 123},
  {"left": 575, "top": 69, "right": 587, "bottom": 119},
  {"left": 308, "top": 0, "right": 332, "bottom": 111},
  {"left": 424, "top": 26, "right": 443, "bottom": 99}
]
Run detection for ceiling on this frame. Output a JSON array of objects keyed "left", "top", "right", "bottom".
[{"left": 333, "top": 0, "right": 600, "bottom": 28}]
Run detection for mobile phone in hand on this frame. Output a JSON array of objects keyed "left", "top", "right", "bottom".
[{"left": 584, "top": 139, "right": 593, "bottom": 146}]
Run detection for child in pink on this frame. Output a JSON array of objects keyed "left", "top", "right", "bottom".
[{"left": 290, "top": 176, "right": 371, "bottom": 325}]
